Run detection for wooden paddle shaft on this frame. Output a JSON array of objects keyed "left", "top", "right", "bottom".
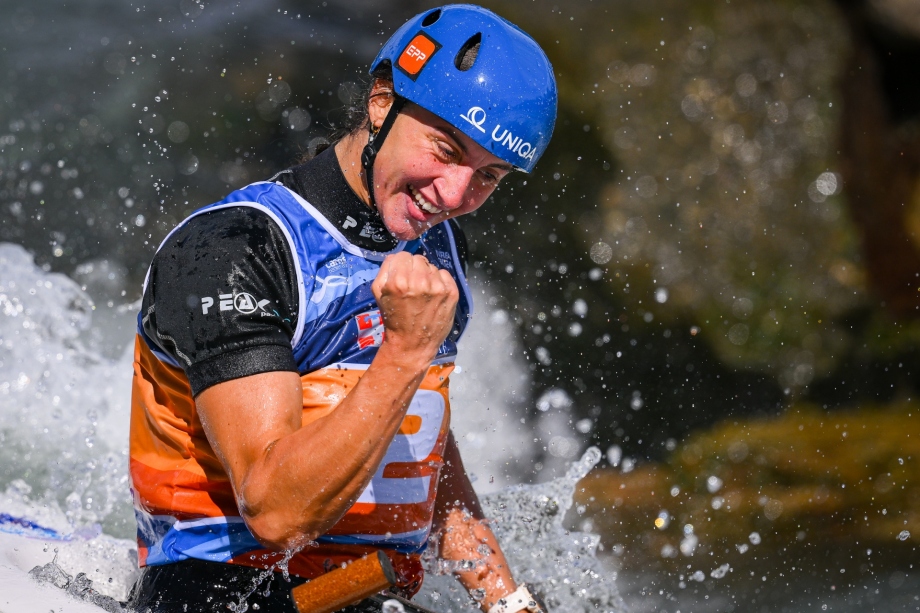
[{"left": 291, "top": 550, "right": 397, "bottom": 613}]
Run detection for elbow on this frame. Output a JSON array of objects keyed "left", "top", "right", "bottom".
[
  {"left": 240, "top": 505, "right": 322, "bottom": 552},
  {"left": 235, "top": 463, "right": 354, "bottom": 550},
  {"left": 235, "top": 482, "right": 314, "bottom": 550},
  {"left": 237, "top": 489, "right": 331, "bottom": 551},
  {"left": 234, "top": 464, "right": 321, "bottom": 550},
  {"left": 242, "top": 508, "right": 316, "bottom": 551}
]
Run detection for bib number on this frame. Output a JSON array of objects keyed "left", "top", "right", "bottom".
[{"left": 356, "top": 390, "right": 445, "bottom": 504}]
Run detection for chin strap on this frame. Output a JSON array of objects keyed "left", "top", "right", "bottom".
[{"left": 361, "top": 94, "right": 406, "bottom": 209}]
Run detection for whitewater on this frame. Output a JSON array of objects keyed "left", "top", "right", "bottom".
[{"left": 0, "top": 242, "right": 624, "bottom": 612}]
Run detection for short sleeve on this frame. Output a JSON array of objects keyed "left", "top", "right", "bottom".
[{"left": 141, "top": 206, "right": 300, "bottom": 395}]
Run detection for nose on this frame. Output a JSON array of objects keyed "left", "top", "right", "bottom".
[{"left": 434, "top": 164, "right": 477, "bottom": 211}]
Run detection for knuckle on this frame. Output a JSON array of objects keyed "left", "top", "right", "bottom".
[{"left": 395, "top": 277, "right": 412, "bottom": 294}]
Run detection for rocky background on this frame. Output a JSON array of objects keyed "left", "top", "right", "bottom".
[{"left": 2, "top": 0, "right": 919, "bottom": 608}]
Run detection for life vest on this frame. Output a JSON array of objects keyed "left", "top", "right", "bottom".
[{"left": 129, "top": 180, "right": 473, "bottom": 591}]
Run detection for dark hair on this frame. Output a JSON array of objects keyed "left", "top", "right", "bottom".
[
  {"left": 330, "top": 62, "right": 395, "bottom": 143},
  {"left": 297, "top": 63, "right": 394, "bottom": 162},
  {"left": 294, "top": 60, "right": 393, "bottom": 164}
]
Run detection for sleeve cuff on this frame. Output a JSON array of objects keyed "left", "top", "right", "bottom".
[{"left": 187, "top": 344, "right": 298, "bottom": 396}]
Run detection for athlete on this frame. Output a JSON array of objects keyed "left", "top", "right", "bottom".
[{"left": 127, "top": 5, "right": 556, "bottom": 613}]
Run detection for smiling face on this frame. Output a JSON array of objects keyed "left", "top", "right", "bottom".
[{"left": 365, "top": 95, "right": 515, "bottom": 241}]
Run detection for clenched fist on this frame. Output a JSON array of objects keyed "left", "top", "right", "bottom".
[{"left": 372, "top": 252, "right": 459, "bottom": 364}]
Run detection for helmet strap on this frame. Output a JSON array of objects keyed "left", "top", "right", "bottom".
[{"left": 361, "top": 94, "right": 406, "bottom": 209}]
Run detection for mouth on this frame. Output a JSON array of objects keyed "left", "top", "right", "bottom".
[{"left": 408, "top": 185, "right": 444, "bottom": 216}]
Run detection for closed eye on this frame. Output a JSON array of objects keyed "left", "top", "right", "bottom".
[
  {"left": 478, "top": 169, "right": 500, "bottom": 185},
  {"left": 439, "top": 145, "right": 459, "bottom": 161}
]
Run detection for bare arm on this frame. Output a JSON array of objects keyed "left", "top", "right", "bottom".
[
  {"left": 434, "top": 433, "right": 519, "bottom": 612},
  {"left": 196, "top": 252, "right": 458, "bottom": 550}
]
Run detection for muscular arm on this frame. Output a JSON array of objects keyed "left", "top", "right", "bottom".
[
  {"left": 434, "top": 433, "right": 519, "bottom": 612},
  {"left": 196, "top": 252, "right": 459, "bottom": 550}
]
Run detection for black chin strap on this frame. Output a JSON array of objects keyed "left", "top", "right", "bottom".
[{"left": 361, "top": 95, "right": 406, "bottom": 209}]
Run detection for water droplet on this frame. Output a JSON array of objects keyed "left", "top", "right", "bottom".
[
  {"left": 605, "top": 445, "right": 622, "bottom": 467},
  {"left": 706, "top": 475, "right": 723, "bottom": 493},
  {"left": 589, "top": 242, "right": 613, "bottom": 265},
  {"left": 629, "top": 390, "right": 643, "bottom": 411},
  {"left": 711, "top": 563, "right": 731, "bottom": 579}
]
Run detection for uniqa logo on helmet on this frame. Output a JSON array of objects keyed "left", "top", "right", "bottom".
[{"left": 459, "top": 106, "right": 538, "bottom": 163}]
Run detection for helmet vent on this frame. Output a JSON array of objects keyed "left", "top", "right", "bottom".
[
  {"left": 454, "top": 33, "right": 482, "bottom": 71},
  {"left": 421, "top": 9, "right": 441, "bottom": 27}
]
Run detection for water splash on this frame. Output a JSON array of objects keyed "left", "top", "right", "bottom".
[
  {"left": 1, "top": 244, "right": 624, "bottom": 611},
  {"left": 415, "top": 447, "right": 626, "bottom": 613},
  {"left": 229, "top": 547, "right": 300, "bottom": 613},
  {"left": 0, "top": 482, "right": 139, "bottom": 603},
  {"left": 0, "top": 243, "right": 134, "bottom": 538},
  {"left": 29, "top": 559, "right": 125, "bottom": 612}
]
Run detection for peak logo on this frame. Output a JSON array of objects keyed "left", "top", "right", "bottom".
[
  {"left": 232, "top": 293, "right": 264, "bottom": 314},
  {"left": 200, "top": 292, "right": 271, "bottom": 316},
  {"left": 359, "top": 222, "right": 391, "bottom": 243},
  {"left": 459, "top": 106, "right": 537, "bottom": 162}
]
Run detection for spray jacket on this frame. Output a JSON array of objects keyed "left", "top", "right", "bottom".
[{"left": 129, "top": 146, "right": 473, "bottom": 590}]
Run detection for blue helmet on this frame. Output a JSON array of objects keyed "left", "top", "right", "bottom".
[{"left": 371, "top": 4, "right": 557, "bottom": 173}]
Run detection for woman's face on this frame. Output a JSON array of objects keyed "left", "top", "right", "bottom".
[{"left": 369, "top": 100, "right": 514, "bottom": 241}]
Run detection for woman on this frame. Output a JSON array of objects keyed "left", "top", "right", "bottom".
[{"left": 127, "top": 5, "right": 556, "bottom": 612}]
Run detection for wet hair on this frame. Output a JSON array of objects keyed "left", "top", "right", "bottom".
[
  {"left": 331, "top": 62, "right": 395, "bottom": 143},
  {"left": 298, "top": 63, "right": 394, "bottom": 162}
]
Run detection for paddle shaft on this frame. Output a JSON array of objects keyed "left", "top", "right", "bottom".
[{"left": 291, "top": 550, "right": 396, "bottom": 613}]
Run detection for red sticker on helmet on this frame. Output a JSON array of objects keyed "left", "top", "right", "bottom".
[{"left": 397, "top": 33, "right": 440, "bottom": 80}]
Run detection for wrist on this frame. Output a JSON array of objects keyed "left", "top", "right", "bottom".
[{"left": 375, "top": 337, "right": 437, "bottom": 371}]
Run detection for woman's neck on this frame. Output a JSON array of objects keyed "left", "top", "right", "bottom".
[{"left": 334, "top": 133, "right": 372, "bottom": 207}]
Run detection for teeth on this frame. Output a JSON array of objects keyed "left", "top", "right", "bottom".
[{"left": 409, "top": 185, "right": 443, "bottom": 215}]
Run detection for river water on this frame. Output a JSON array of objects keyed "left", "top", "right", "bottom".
[
  {"left": 2, "top": 1, "right": 918, "bottom": 611},
  {"left": 4, "top": 240, "right": 918, "bottom": 613},
  {"left": 0, "top": 2, "right": 625, "bottom": 606},
  {"left": 0, "top": 1, "right": 621, "bottom": 605},
  {"left": 0, "top": 241, "right": 625, "bottom": 612}
]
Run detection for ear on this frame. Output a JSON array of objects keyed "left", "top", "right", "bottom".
[{"left": 367, "top": 79, "right": 395, "bottom": 131}]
